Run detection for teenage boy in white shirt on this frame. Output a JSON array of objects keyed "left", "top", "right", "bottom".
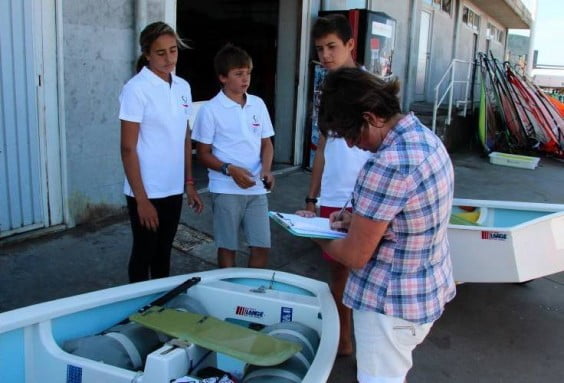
[
  {"left": 297, "top": 14, "right": 372, "bottom": 356},
  {"left": 192, "top": 43, "right": 275, "bottom": 268}
]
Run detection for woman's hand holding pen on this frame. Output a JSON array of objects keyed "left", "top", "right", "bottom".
[
  {"left": 329, "top": 209, "right": 352, "bottom": 232},
  {"left": 328, "top": 195, "right": 352, "bottom": 231}
]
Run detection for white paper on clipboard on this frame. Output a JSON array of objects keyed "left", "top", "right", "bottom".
[{"left": 269, "top": 211, "right": 346, "bottom": 239}]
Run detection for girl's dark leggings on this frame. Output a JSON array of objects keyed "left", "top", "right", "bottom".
[{"left": 126, "top": 194, "right": 183, "bottom": 282}]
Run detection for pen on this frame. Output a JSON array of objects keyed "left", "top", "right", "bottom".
[
  {"left": 336, "top": 196, "right": 352, "bottom": 221},
  {"left": 275, "top": 212, "right": 293, "bottom": 227}
]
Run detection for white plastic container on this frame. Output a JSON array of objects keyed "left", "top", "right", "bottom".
[{"left": 488, "top": 152, "right": 540, "bottom": 169}]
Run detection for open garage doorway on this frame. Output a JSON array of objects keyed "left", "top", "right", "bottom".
[{"left": 176, "top": 0, "right": 299, "bottom": 164}]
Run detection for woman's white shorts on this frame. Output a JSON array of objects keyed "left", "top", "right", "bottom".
[{"left": 354, "top": 310, "right": 433, "bottom": 383}]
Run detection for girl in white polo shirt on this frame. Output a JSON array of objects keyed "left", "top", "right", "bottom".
[{"left": 119, "top": 22, "right": 203, "bottom": 282}]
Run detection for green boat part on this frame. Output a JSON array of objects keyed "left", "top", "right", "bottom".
[{"left": 130, "top": 306, "right": 302, "bottom": 366}]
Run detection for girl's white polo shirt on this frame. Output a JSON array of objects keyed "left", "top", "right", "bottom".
[
  {"left": 192, "top": 90, "right": 274, "bottom": 195},
  {"left": 119, "top": 67, "right": 192, "bottom": 198}
]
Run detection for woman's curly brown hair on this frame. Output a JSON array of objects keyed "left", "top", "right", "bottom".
[{"left": 318, "top": 68, "right": 401, "bottom": 142}]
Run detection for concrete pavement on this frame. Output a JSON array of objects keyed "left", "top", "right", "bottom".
[{"left": 1, "top": 151, "right": 563, "bottom": 382}]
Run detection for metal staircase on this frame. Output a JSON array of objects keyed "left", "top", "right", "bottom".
[
  {"left": 410, "top": 58, "right": 476, "bottom": 150},
  {"left": 431, "top": 58, "right": 474, "bottom": 133}
]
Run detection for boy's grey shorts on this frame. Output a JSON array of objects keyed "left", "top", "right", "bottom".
[{"left": 210, "top": 193, "right": 271, "bottom": 251}]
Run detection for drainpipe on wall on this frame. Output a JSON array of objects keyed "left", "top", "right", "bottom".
[
  {"left": 526, "top": 0, "right": 537, "bottom": 76},
  {"left": 164, "top": 1, "right": 176, "bottom": 29},
  {"left": 451, "top": 0, "right": 460, "bottom": 60},
  {"left": 135, "top": 0, "right": 147, "bottom": 62},
  {"left": 403, "top": 0, "right": 418, "bottom": 112},
  {"left": 55, "top": 0, "right": 72, "bottom": 228}
]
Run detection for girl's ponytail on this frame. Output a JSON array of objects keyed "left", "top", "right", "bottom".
[{"left": 135, "top": 55, "right": 148, "bottom": 73}]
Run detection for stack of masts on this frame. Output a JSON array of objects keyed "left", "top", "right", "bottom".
[{"left": 477, "top": 52, "right": 564, "bottom": 158}]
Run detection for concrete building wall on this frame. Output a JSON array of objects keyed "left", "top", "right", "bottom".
[
  {"left": 455, "top": 1, "right": 514, "bottom": 103},
  {"left": 368, "top": 1, "right": 411, "bottom": 104},
  {"left": 485, "top": 21, "right": 506, "bottom": 60},
  {"left": 456, "top": 2, "right": 510, "bottom": 60},
  {"left": 61, "top": 0, "right": 164, "bottom": 223},
  {"left": 427, "top": 8, "right": 456, "bottom": 101},
  {"left": 455, "top": 3, "right": 480, "bottom": 102},
  {"left": 456, "top": 23, "right": 477, "bottom": 62}
]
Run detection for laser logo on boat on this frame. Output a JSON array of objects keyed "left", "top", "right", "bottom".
[
  {"left": 481, "top": 231, "right": 507, "bottom": 241},
  {"left": 235, "top": 306, "right": 264, "bottom": 318}
]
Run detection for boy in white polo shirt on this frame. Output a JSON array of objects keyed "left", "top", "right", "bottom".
[{"left": 192, "top": 43, "right": 275, "bottom": 268}]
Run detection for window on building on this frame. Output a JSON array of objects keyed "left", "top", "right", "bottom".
[
  {"left": 473, "top": 14, "right": 480, "bottom": 30},
  {"left": 486, "top": 22, "right": 505, "bottom": 44},
  {"left": 463, "top": 6, "right": 480, "bottom": 31},
  {"left": 487, "top": 22, "right": 494, "bottom": 40},
  {"left": 442, "top": 0, "right": 452, "bottom": 14},
  {"left": 433, "top": 0, "right": 452, "bottom": 15},
  {"left": 497, "top": 29, "right": 505, "bottom": 44}
]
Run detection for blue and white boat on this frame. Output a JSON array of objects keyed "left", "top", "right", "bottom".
[
  {"left": 0, "top": 268, "right": 339, "bottom": 383},
  {"left": 449, "top": 199, "right": 564, "bottom": 283}
]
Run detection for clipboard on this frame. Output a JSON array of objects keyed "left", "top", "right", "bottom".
[{"left": 269, "top": 211, "right": 346, "bottom": 239}]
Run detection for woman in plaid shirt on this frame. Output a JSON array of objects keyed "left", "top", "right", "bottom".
[{"left": 315, "top": 68, "right": 456, "bottom": 383}]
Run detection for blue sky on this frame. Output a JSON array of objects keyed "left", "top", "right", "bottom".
[{"left": 511, "top": 0, "right": 564, "bottom": 65}]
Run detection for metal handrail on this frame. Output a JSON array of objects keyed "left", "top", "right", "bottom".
[{"left": 432, "top": 59, "right": 473, "bottom": 132}]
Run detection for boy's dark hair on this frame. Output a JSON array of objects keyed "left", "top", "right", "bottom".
[
  {"left": 318, "top": 68, "right": 401, "bottom": 141},
  {"left": 312, "top": 14, "right": 353, "bottom": 43},
  {"left": 214, "top": 43, "right": 253, "bottom": 77}
]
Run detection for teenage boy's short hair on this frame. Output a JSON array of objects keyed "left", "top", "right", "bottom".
[
  {"left": 312, "top": 14, "right": 352, "bottom": 43},
  {"left": 214, "top": 43, "right": 253, "bottom": 77},
  {"left": 318, "top": 67, "right": 401, "bottom": 141}
]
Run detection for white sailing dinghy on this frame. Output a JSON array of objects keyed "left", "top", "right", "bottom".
[
  {"left": 449, "top": 198, "right": 564, "bottom": 283},
  {"left": 271, "top": 198, "right": 564, "bottom": 284},
  {"left": 0, "top": 268, "right": 339, "bottom": 383}
]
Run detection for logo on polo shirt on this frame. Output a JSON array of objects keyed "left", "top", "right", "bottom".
[
  {"left": 181, "top": 95, "right": 189, "bottom": 115},
  {"left": 250, "top": 115, "right": 261, "bottom": 136},
  {"left": 251, "top": 115, "right": 260, "bottom": 128}
]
